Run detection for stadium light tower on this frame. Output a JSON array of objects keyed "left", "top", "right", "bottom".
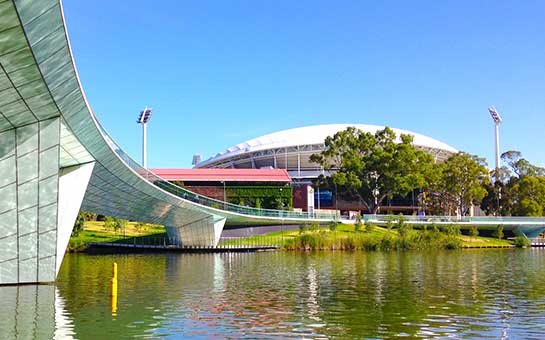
[
  {"left": 488, "top": 106, "right": 502, "bottom": 174},
  {"left": 137, "top": 106, "right": 153, "bottom": 168}
]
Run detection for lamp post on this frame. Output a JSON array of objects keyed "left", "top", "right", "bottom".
[
  {"left": 488, "top": 106, "right": 503, "bottom": 214},
  {"left": 488, "top": 106, "right": 502, "bottom": 176},
  {"left": 136, "top": 107, "right": 153, "bottom": 168}
]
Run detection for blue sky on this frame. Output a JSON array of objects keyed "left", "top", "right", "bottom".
[{"left": 63, "top": 0, "right": 545, "bottom": 168}]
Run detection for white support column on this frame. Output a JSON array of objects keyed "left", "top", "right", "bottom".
[
  {"left": 56, "top": 162, "right": 95, "bottom": 275},
  {"left": 166, "top": 216, "right": 226, "bottom": 246}
]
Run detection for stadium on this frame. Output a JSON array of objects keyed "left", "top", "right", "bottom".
[{"left": 195, "top": 124, "right": 458, "bottom": 181}]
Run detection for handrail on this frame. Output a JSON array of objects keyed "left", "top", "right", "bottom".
[{"left": 94, "top": 120, "right": 336, "bottom": 220}]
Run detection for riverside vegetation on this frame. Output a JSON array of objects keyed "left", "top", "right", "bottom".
[{"left": 281, "top": 220, "right": 515, "bottom": 251}]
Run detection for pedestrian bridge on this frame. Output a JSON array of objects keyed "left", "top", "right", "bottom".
[{"left": 1, "top": 0, "right": 545, "bottom": 284}]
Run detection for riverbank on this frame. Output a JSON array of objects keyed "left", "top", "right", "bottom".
[
  {"left": 219, "top": 224, "right": 516, "bottom": 250},
  {"left": 69, "top": 221, "right": 519, "bottom": 252},
  {"left": 68, "top": 221, "right": 166, "bottom": 252}
]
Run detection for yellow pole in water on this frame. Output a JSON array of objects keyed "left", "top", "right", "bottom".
[{"left": 111, "top": 262, "right": 118, "bottom": 316}]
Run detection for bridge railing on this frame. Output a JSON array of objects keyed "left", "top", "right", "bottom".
[
  {"left": 96, "top": 121, "right": 336, "bottom": 221},
  {"left": 363, "top": 215, "right": 545, "bottom": 223}
]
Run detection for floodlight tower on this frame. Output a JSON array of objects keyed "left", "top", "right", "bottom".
[
  {"left": 488, "top": 106, "right": 502, "bottom": 175},
  {"left": 137, "top": 107, "right": 153, "bottom": 168}
]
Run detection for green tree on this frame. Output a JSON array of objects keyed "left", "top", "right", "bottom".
[
  {"left": 310, "top": 127, "right": 434, "bottom": 214},
  {"left": 426, "top": 152, "right": 489, "bottom": 216},
  {"left": 483, "top": 151, "right": 545, "bottom": 216},
  {"left": 71, "top": 212, "right": 85, "bottom": 237}
]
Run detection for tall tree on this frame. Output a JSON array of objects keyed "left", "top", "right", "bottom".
[
  {"left": 426, "top": 153, "right": 489, "bottom": 216},
  {"left": 310, "top": 127, "right": 433, "bottom": 214},
  {"left": 482, "top": 151, "right": 545, "bottom": 216}
]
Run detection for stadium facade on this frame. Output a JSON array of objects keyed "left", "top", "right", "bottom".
[
  {"left": 195, "top": 124, "right": 458, "bottom": 214},
  {"left": 195, "top": 124, "right": 458, "bottom": 180}
]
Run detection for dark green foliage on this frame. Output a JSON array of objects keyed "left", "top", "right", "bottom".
[
  {"left": 310, "top": 127, "right": 434, "bottom": 214},
  {"left": 71, "top": 212, "right": 85, "bottom": 237},
  {"left": 481, "top": 151, "right": 545, "bottom": 217},
  {"left": 329, "top": 221, "right": 337, "bottom": 232},
  {"left": 226, "top": 186, "right": 293, "bottom": 210},
  {"left": 513, "top": 236, "right": 530, "bottom": 248}
]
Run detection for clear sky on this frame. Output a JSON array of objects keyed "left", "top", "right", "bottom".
[{"left": 62, "top": 0, "right": 545, "bottom": 169}]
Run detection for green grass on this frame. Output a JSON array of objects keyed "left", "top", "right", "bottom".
[
  {"left": 220, "top": 224, "right": 516, "bottom": 251},
  {"left": 68, "top": 221, "right": 166, "bottom": 252}
]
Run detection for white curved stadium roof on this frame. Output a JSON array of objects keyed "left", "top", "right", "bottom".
[{"left": 198, "top": 124, "right": 458, "bottom": 167}]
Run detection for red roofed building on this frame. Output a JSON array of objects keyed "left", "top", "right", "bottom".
[
  {"left": 149, "top": 168, "right": 297, "bottom": 210},
  {"left": 150, "top": 168, "right": 291, "bottom": 183}
]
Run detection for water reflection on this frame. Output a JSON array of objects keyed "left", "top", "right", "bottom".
[
  {"left": 4, "top": 250, "right": 545, "bottom": 338},
  {"left": 0, "top": 284, "right": 75, "bottom": 339}
]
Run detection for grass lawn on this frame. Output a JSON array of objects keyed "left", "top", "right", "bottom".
[{"left": 68, "top": 221, "right": 166, "bottom": 251}]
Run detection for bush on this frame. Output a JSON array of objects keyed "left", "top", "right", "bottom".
[
  {"left": 469, "top": 225, "right": 479, "bottom": 238},
  {"left": 397, "top": 213, "right": 411, "bottom": 238},
  {"left": 329, "top": 221, "right": 337, "bottom": 232},
  {"left": 492, "top": 225, "right": 504, "bottom": 240},
  {"left": 443, "top": 236, "right": 462, "bottom": 249},
  {"left": 513, "top": 236, "right": 530, "bottom": 248},
  {"left": 365, "top": 221, "right": 375, "bottom": 233},
  {"left": 299, "top": 224, "right": 308, "bottom": 235},
  {"left": 354, "top": 216, "right": 363, "bottom": 232}
]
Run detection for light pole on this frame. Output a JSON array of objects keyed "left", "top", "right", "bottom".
[
  {"left": 136, "top": 107, "right": 153, "bottom": 168},
  {"left": 488, "top": 106, "right": 503, "bottom": 215},
  {"left": 488, "top": 106, "right": 502, "bottom": 175}
]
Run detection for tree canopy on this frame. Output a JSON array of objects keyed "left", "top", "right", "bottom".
[
  {"left": 482, "top": 151, "right": 545, "bottom": 216},
  {"left": 424, "top": 152, "right": 489, "bottom": 216},
  {"left": 310, "top": 127, "right": 434, "bottom": 214}
]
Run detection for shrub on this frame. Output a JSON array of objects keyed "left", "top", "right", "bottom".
[
  {"left": 513, "top": 236, "right": 530, "bottom": 248},
  {"left": 329, "top": 221, "right": 337, "bottom": 232},
  {"left": 299, "top": 224, "right": 308, "bottom": 235},
  {"left": 444, "top": 224, "right": 461, "bottom": 236},
  {"left": 365, "top": 221, "right": 375, "bottom": 233},
  {"left": 309, "top": 222, "right": 320, "bottom": 232},
  {"left": 355, "top": 216, "right": 363, "bottom": 232},
  {"left": 386, "top": 214, "right": 394, "bottom": 232},
  {"left": 469, "top": 225, "right": 479, "bottom": 238},
  {"left": 443, "top": 236, "right": 462, "bottom": 250},
  {"left": 492, "top": 225, "right": 504, "bottom": 240},
  {"left": 397, "top": 213, "right": 411, "bottom": 238}
]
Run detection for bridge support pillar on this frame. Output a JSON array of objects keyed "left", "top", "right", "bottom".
[
  {"left": 166, "top": 216, "right": 226, "bottom": 247},
  {"left": 0, "top": 121, "right": 94, "bottom": 284}
]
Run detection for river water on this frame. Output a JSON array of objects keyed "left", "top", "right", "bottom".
[{"left": 2, "top": 249, "right": 545, "bottom": 339}]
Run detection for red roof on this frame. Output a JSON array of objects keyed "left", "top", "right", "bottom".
[{"left": 149, "top": 168, "right": 292, "bottom": 183}]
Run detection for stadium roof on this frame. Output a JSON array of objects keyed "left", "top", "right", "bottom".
[
  {"left": 197, "top": 124, "right": 458, "bottom": 167},
  {"left": 150, "top": 168, "right": 292, "bottom": 182}
]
